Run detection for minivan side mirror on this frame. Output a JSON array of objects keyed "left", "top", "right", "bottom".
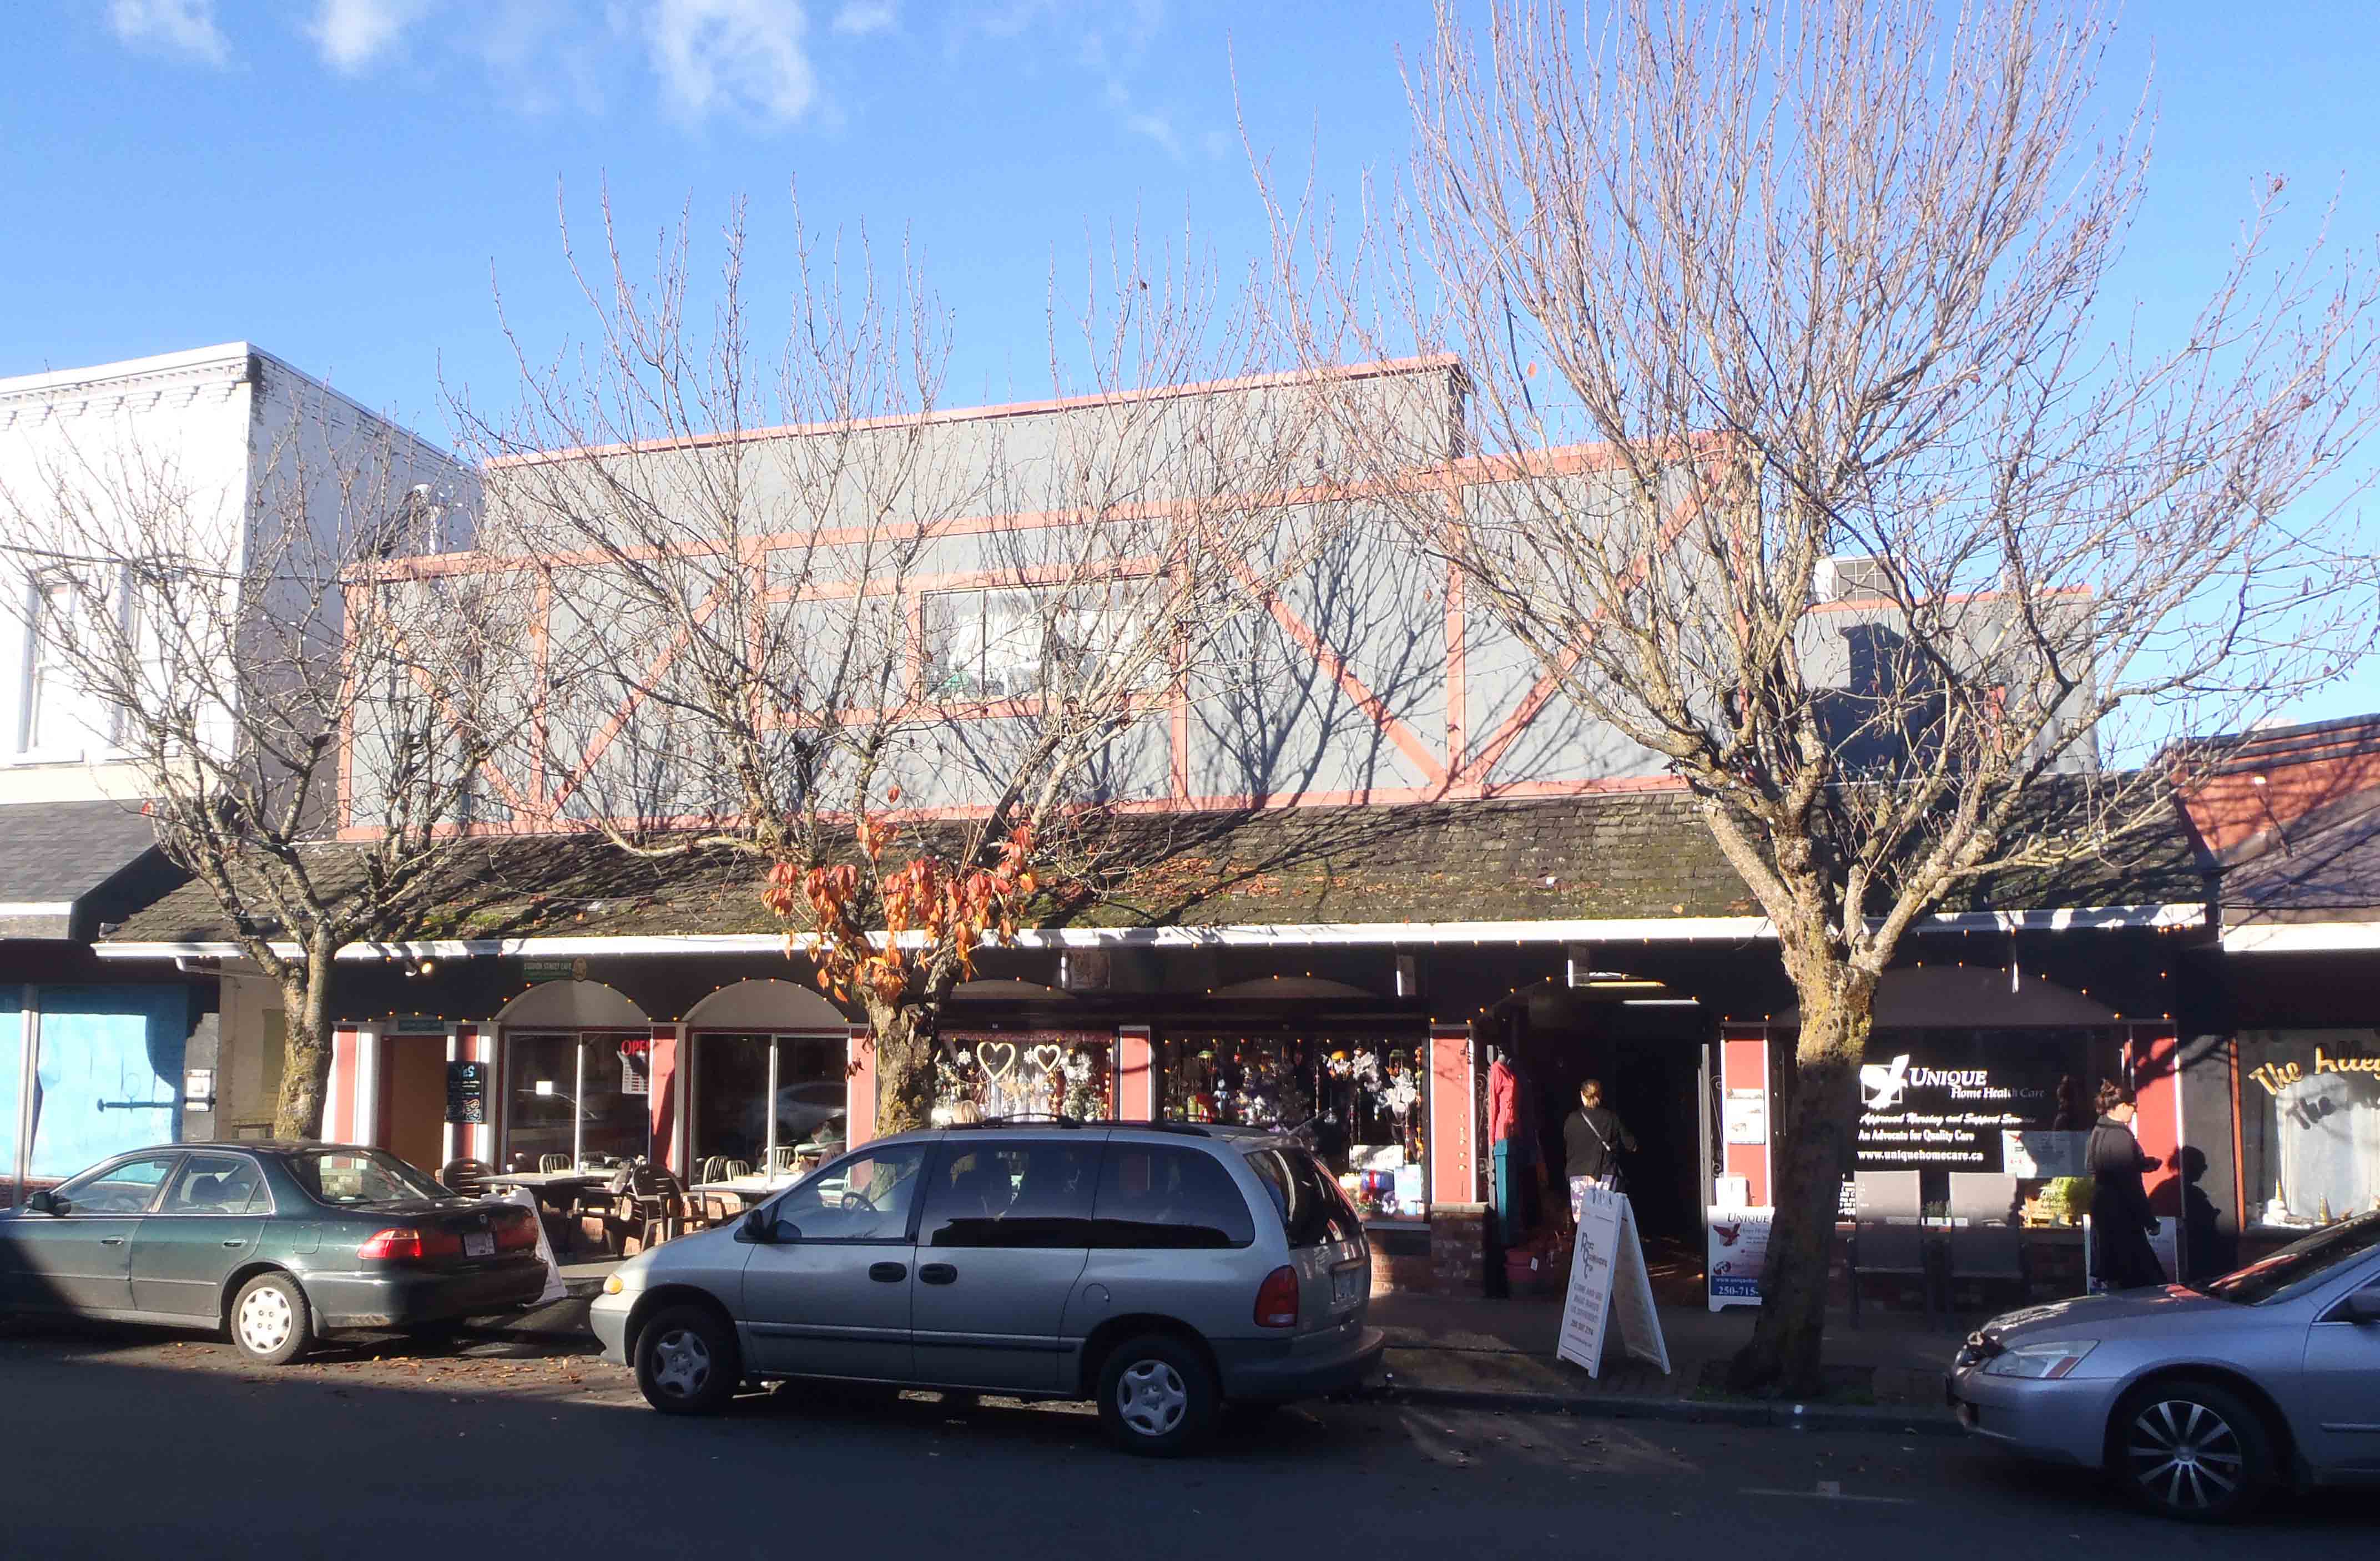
[
  {"left": 2342, "top": 1288, "right": 2380, "bottom": 1325},
  {"left": 25, "top": 1191, "right": 60, "bottom": 1216},
  {"left": 739, "top": 1206, "right": 798, "bottom": 1244}
]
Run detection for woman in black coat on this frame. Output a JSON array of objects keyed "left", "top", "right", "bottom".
[{"left": 2087, "top": 1081, "right": 2167, "bottom": 1291}]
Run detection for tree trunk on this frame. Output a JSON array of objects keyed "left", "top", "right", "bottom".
[
  {"left": 868, "top": 998, "right": 939, "bottom": 1137},
  {"left": 1726, "top": 958, "right": 1877, "bottom": 1397},
  {"left": 272, "top": 939, "right": 339, "bottom": 1140}
]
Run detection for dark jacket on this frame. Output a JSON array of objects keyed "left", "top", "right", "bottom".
[
  {"left": 2087, "top": 1114, "right": 2166, "bottom": 1290},
  {"left": 1562, "top": 1105, "right": 1637, "bottom": 1182}
]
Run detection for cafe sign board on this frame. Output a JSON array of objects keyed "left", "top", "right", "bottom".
[
  {"left": 445, "top": 1060, "right": 488, "bottom": 1125},
  {"left": 523, "top": 957, "right": 589, "bottom": 984}
]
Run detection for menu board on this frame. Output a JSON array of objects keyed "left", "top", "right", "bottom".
[{"left": 444, "top": 1060, "right": 487, "bottom": 1125}]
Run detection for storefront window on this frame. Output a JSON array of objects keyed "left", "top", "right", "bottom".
[
  {"left": 690, "top": 1033, "right": 845, "bottom": 1172},
  {"left": 1160, "top": 1033, "right": 1428, "bottom": 1221},
  {"left": 502, "top": 1032, "right": 653, "bottom": 1170},
  {"left": 2238, "top": 1030, "right": 2380, "bottom": 1230},
  {"left": 936, "top": 1031, "right": 1113, "bottom": 1122}
]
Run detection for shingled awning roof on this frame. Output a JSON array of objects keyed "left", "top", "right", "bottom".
[
  {"left": 98, "top": 790, "right": 2209, "bottom": 952},
  {"left": 0, "top": 800, "right": 181, "bottom": 940}
]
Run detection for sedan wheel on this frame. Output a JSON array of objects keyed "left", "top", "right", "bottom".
[
  {"left": 2118, "top": 1382, "right": 2268, "bottom": 1522},
  {"left": 228, "top": 1273, "right": 313, "bottom": 1366}
]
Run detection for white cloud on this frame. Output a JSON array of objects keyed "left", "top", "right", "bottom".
[
  {"left": 831, "top": 1, "right": 894, "bottom": 36},
  {"left": 309, "top": 0, "right": 438, "bottom": 74},
  {"left": 105, "top": 0, "right": 231, "bottom": 65},
  {"left": 646, "top": 0, "right": 816, "bottom": 125},
  {"left": 1123, "top": 109, "right": 1181, "bottom": 161}
]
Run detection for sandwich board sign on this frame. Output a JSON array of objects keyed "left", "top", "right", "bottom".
[{"left": 1557, "top": 1184, "right": 1672, "bottom": 1378}]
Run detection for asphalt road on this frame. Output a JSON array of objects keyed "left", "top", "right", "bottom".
[{"left": 1, "top": 1318, "right": 2374, "bottom": 1560}]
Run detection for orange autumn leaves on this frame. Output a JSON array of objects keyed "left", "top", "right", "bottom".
[{"left": 761, "top": 804, "right": 1040, "bottom": 1009}]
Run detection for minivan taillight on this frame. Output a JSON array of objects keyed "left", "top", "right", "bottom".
[{"left": 1254, "top": 1265, "right": 1300, "bottom": 1329}]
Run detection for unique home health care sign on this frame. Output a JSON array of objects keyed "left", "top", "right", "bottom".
[
  {"left": 1558, "top": 1185, "right": 1672, "bottom": 1378},
  {"left": 1706, "top": 1205, "right": 1773, "bottom": 1311}
]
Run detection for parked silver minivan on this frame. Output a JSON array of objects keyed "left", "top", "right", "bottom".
[{"left": 589, "top": 1122, "right": 1385, "bottom": 1454}]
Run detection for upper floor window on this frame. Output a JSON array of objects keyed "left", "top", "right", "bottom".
[
  {"left": 19, "top": 570, "right": 123, "bottom": 755},
  {"left": 920, "top": 585, "right": 1142, "bottom": 703}
]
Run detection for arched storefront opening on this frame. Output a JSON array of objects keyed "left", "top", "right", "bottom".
[
  {"left": 492, "top": 981, "right": 654, "bottom": 1171},
  {"left": 681, "top": 979, "right": 851, "bottom": 1174}
]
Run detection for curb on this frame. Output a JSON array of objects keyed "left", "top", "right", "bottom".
[{"left": 1370, "top": 1381, "right": 1963, "bottom": 1437}]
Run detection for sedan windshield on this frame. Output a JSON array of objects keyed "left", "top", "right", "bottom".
[
  {"left": 2202, "top": 1212, "right": 2380, "bottom": 1306},
  {"left": 285, "top": 1149, "right": 449, "bottom": 1206}
]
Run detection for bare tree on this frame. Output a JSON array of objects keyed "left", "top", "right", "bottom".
[
  {"left": 1264, "top": 0, "right": 2380, "bottom": 1391},
  {"left": 1, "top": 395, "right": 535, "bottom": 1137},
  {"left": 455, "top": 192, "right": 1344, "bottom": 1134}
]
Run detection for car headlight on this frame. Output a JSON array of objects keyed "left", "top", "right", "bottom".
[{"left": 1981, "top": 1338, "right": 2097, "bottom": 1380}]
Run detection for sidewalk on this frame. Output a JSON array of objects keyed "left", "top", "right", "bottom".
[{"left": 1369, "top": 1291, "right": 1969, "bottom": 1429}]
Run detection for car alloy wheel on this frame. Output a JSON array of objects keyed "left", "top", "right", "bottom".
[
  {"left": 2125, "top": 1397, "right": 2247, "bottom": 1514},
  {"left": 649, "top": 1326, "right": 713, "bottom": 1401},
  {"left": 236, "top": 1285, "right": 295, "bottom": 1357},
  {"left": 1116, "top": 1358, "right": 1188, "bottom": 1438}
]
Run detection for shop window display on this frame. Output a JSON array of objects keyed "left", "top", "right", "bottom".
[
  {"left": 2238, "top": 1030, "right": 2380, "bottom": 1229},
  {"left": 1160, "top": 1035, "right": 1428, "bottom": 1220},
  {"left": 935, "top": 1031, "right": 1114, "bottom": 1122},
  {"left": 502, "top": 1032, "right": 652, "bottom": 1168}
]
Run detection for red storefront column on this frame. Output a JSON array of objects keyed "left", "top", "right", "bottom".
[
  {"left": 2127, "top": 1025, "right": 2184, "bottom": 1214},
  {"left": 327, "top": 1028, "right": 364, "bottom": 1143},
  {"left": 846, "top": 1027, "right": 876, "bottom": 1148},
  {"left": 647, "top": 1025, "right": 682, "bottom": 1174},
  {"left": 1720, "top": 1026, "right": 1773, "bottom": 1208},
  {"left": 1116, "top": 1026, "right": 1155, "bottom": 1120},
  {"left": 453, "top": 1025, "right": 490, "bottom": 1165},
  {"left": 1428, "top": 1024, "right": 1476, "bottom": 1205}
]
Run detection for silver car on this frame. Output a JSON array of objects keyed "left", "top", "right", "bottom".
[
  {"left": 1946, "top": 1211, "right": 2380, "bottom": 1520},
  {"left": 589, "top": 1122, "right": 1384, "bottom": 1454}
]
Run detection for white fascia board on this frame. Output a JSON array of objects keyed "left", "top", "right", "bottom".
[
  {"left": 2220, "top": 919, "right": 2380, "bottom": 954},
  {"left": 0, "top": 902, "right": 75, "bottom": 918},
  {"left": 89, "top": 903, "right": 2205, "bottom": 963}
]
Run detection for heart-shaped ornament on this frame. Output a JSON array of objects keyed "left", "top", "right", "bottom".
[
  {"left": 1028, "top": 1043, "right": 1065, "bottom": 1077},
  {"left": 976, "top": 1040, "right": 1019, "bottom": 1082}
]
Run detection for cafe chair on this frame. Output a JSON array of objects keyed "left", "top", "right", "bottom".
[
  {"left": 699, "top": 1155, "right": 728, "bottom": 1185},
  {"left": 772, "top": 1145, "right": 802, "bottom": 1175},
  {"left": 1849, "top": 1170, "right": 1941, "bottom": 1330},
  {"left": 611, "top": 1163, "right": 690, "bottom": 1251},
  {"left": 440, "top": 1158, "right": 492, "bottom": 1198},
  {"left": 538, "top": 1154, "right": 571, "bottom": 1173},
  {"left": 1945, "top": 1172, "right": 2028, "bottom": 1311},
  {"left": 722, "top": 1159, "right": 752, "bottom": 1180}
]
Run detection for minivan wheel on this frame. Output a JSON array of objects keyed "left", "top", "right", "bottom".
[
  {"left": 228, "top": 1272, "right": 313, "bottom": 1366},
  {"left": 636, "top": 1305, "right": 741, "bottom": 1416},
  {"left": 1097, "top": 1334, "right": 1217, "bottom": 1457},
  {"left": 2113, "top": 1380, "right": 2272, "bottom": 1522}
]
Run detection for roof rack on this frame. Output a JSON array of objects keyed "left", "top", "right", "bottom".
[{"left": 946, "top": 1115, "right": 1215, "bottom": 1138}]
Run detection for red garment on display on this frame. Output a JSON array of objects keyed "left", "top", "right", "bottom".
[{"left": 1488, "top": 1058, "right": 1520, "bottom": 1144}]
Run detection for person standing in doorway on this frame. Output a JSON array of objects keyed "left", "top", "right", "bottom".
[
  {"left": 1563, "top": 1078, "right": 1637, "bottom": 1222},
  {"left": 2087, "top": 1080, "right": 2167, "bottom": 1291}
]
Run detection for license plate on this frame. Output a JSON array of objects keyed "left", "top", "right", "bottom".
[
  {"left": 1332, "top": 1266, "right": 1363, "bottom": 1305},
  {"left": 463, "top": 1232, "right": 495, "bottom": 1257}
]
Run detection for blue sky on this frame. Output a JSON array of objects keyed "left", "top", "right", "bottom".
[{"left": 5, "top": 2, "right": 2376, "bottom": 721}]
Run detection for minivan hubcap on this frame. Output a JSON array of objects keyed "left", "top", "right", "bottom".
[
  {"left": 652, "top": 1328, "right": 713, "bottom": 1398},
  {"left": 238, "top": 1287, "right": 293, "bottom": 1354},
  {"left": 1117, "top": 1360, "right": 1187, "bottom": 1436},
  {"left": 2127, "top": 1399, "right": 2243, "bottom": 1511}
]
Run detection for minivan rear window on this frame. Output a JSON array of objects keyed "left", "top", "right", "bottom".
[{"left": 1244, "top": 1146, "right": 1364, "bottom": 1249}]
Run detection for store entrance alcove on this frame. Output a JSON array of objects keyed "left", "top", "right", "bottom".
[{"left": 1496, "top": 979, "right": 1710, "bottom": 1247}]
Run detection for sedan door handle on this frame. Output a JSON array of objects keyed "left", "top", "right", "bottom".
[
  {"left": 222, "top": 1239, "right": 248, "bottom": 1249},
  {"left": 919, "top": 1263, "right": 957, "bottom": 1285},
  {"left": 868, "top": 1262, "right": 908, "bottom": 1284},
  {"left": 99, "top": 1236, "right": 127, "bottom": 1246}
]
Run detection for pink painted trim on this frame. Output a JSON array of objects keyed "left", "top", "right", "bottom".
[
  {"left": 482, "top": 357, "right": 1462, "bottom": 472},
  {"left": 1116, "top": 1026, "right": 1156, "bottom": 1120},
  {"left": 845, "top": 1027, "right": 876, "bottom": 1149}
]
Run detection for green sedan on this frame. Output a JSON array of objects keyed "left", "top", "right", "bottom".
[{"left": 0, "top": 1142, "right": 548, "bottom": 1363}]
